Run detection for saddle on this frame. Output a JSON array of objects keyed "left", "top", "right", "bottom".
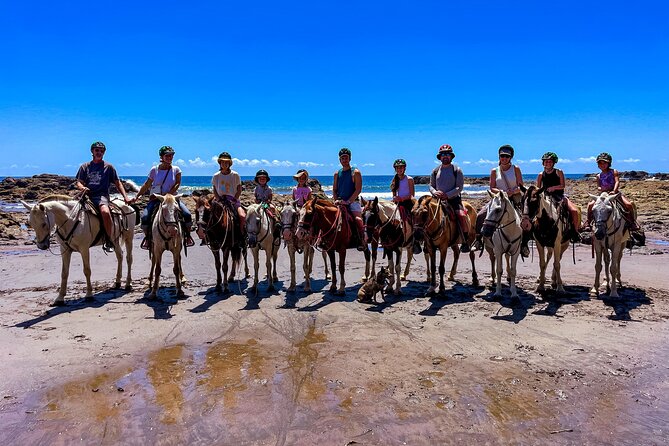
[
  {"left": 438, "top": 201, "right": 457, "bottom": 222},
  {"left": 338, "top": 204, "right": 363, "bottom": 249}
]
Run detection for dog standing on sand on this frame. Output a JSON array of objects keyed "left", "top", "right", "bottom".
[{"left": 357, "top": 266, "right": 389, "bottom": 303}]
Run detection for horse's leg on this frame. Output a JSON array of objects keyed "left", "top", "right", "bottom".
[
  {"left": 322, "top": 251, "right": 331, "bottom": 281},
  {"left": 603, "top": 246, "right": 612, "bottom": 295},
  {"left": 615, "top": 244, "right": 624, "bottom": 286},
  {"left": 609, "top": 245, "right": 622, "bottom": 298},
  {"left": 448, "top": 246, "right": 460, "bottom": 281},
  {"left": 173, "top": 248, "right": 184, "bottom": 298},
  {"left": 123, "top": 228, "right": 133, "bottom": 290},
  {"left": 113, "top": 239, "right": 123, "bottom": 289},
  {"left": 438, "top": 248, "right": 447, "bottom": 294},
  {"left": 150, "top": 249, "right": 163, "bottom": 300},
  {"left": 553, "top": 244, "right": 565, "bottom": 293},
  {"left": 488, "top": 248, "right": 496, "bottom": 287},
  {"left": 362, "top": 245, "right": 370, "bottom": 282},
  {"left": 328, "top": 250, "right": 337, "bottom": 293},
  {"left": 214, "top": 250, "right": 223, "bottom": 292},
  {"left": 304, "top": 247, "right": 313, "bottom": 293},
  {"left": 266, "top": 246, "right": 276, "bottom": 292},
  {"left": 272, "top": 245, "right": 279, "bottom": 282},
  {"left": 508, "top": 253, "right": 519, "bottom": 298},
  {"left": 401, "top": 248, "right": 412, "bottom": 281},
  {"left": 470, "top": 249, "right": 478, "bottom": 287},
  {"left": 54, "top": 249, "right": 73, "bottom": 306},
  {"left": 536, "top": 244, "right": 547, "bottom": 291},
  {"left": 424, "top": 249, "right": 431, "bottom": 283},
  {"left": 337, "top": 250, "right": 346, "bottom": 295},
  {"left": 590, "top": 243, "right": 603, "bottom": 296},
  {"left": 393, "top": 250, "right": 402, "bottom": 295},
  {"left": 426, "top": 246, "right": 437, "bottom": 296},
  {"left": 287, "top": 246, "right": 297, "bottom": 292},
  {"left": 505, "top": 255, "right": 511, "bottom": 284},
  {"left": 251, "top": 247, "right": 260, "bottom": 293},
  {"left": 243, "top": 248, "right": 251, "bottom": 279},
  {"left": 493, "top": 249, "right": 504, "bottom": 297},
  {"left": 222, "top": 250, "right": 230, "bottom": 293}
]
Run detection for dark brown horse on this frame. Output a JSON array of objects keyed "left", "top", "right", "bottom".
[
  {"left": 197, "top": 195, "right": 244, "bottom": 293},
  {"left": 412, "top": 196, "right": 479, "bottom": 296},
  {"left": 296, "top": 197, "right": 370, "bottom": 295}
]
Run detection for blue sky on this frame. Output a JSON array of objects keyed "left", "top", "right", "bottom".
[{"left": 1, "top": 0, "right": 667, "bottom": 177}]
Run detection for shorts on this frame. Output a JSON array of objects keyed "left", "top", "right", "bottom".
[
  {"left": 90, "top": 195, "right": 110, "bottom": 208},
  {"left": 347, "top": 201, "right": 362, "bottom": 213}
]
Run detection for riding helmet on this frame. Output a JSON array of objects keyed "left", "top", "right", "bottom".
[
  {"left": 255, "top": 169, "right": 270, "bottom": 182},
  {"left": 437, "top": 144, "right": 455, "bottom": 159},
  {"left": 541, "top": 152, "right": 559, "bottom": 163},
  {"left": 339, "top": 147, "right": 352, "bottom": 158},
  {"left": 91, "top": 141, "right": 106, "bottom": 151},
  {"left": 498, "top": 145, "right": 514, "bottom": 158},
  {"left": 596, "top": 152, "right": 612, "bottom": 165},
  {"left": 159, "top": 145, "right": 175, "bottom": 156},
  {"left": 393, "top": 158, "right": 407, "bottom": 167},
  {"left": 217, "top": 152, "right": 232, "bottom": 162}
]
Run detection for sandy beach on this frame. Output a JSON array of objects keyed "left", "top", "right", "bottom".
[{"left": 1, "top": 176, "right": 668, "bottom": 444}]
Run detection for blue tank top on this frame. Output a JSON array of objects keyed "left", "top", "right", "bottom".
[
  {"left": 599, "top": 170, "right": 615, "bottom": 192},
  {"left": 337, "top": 168, "right": 355, "bottom": 201}
]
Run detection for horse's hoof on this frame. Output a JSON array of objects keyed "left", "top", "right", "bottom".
[
  {"left": 400, "top": 275, "right": 407, "bottom": 281},
  {"left": 447, "top": 276, "right": 456, "bottom": 282},
  {"left": 589, "top": 288, "right": 598, "bottom": 296},
  {"left": 535, "top": 285, "right": 545, "bottom": 292},
  {"left": 114, "top": 282, "right": 122, "bottom": 289},
  {"left": 472, "top": 280, "right": 480, "bottom": 287},
  {"left": 268, "top": 286, "right": 276, "bottom": 292},
  {"left": 51, "top": 299, "right": 66, "bottom": 307},
  {"left": 215, "top": 285, "right": 222, "bottom": 292},
  {"left": 85, "top": 295, "right": 94, "bottom": 302},
  {"left": 328, "top": 286, "right": 337, "bottom": 294},
  {"left": 287, "top": 286, "right": 296, "bottom": 292},
  {"left": 125, "top": 285, "right": 133, "bottom": 291},
  {"left": 148, "top": 294, "right": 157, "bottom": 301},
  {"left": 361, "top": 277, "right": 368, "bottom": 283},
  {"left": 176, "top": 292, "right": 186, "bottom": 299},
  {"left": 304, "top": 287, "right": 311, "bottom": 293},
  {"left": 336, "top": 289, "right": 346, "bottom": 296}
]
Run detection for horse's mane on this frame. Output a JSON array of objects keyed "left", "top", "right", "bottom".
[{"left": 38, "top": 194, "right": 76, "bottom": 203}]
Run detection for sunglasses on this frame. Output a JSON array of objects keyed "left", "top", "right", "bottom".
[{"left": 499, "top": 154, "right": 511, "bottom": 158}]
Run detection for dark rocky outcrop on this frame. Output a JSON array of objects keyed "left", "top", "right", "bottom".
[{"left": 0, "top": 174, "right": 138, "bottom": 202}]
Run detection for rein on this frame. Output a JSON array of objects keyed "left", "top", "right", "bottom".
[{"left": 483, "top": 198, "right": 522, "bottom": 255}]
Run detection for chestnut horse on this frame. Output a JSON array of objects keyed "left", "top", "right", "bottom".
[
  {"left": 296, "top": 197, "right": 370, "bottom": 295},
  {"left": 412, "top": 196, "right": 478, "bottom": 296}
]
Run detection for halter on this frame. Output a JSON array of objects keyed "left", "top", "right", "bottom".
[
  {"left": 247, "top": 205, "right": 272, "bottom": 246},
  {"left": 203, "top": 199, "right": 234, "bottom": 250},
  {"left": 366, "top": 203, "right": 407, "bottom": 249},
  {"left": 414, "top": 198, "right": 446, "bottom": 243},
  {"left": 483, "top": 196, "right": 522, "bottom": 255},
  {"left": 299, "top": 202, "right": 342, "bottom": 252},
  {"left": 155, "top": 200, "right": 181, "bottom": 251},
  {"left": 593, "top": 199, "right": 623, "bottom": 249}
]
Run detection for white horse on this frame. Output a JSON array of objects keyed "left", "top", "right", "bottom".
[
  {"left": 522, "top": 186, "right": 579, "bottom": 293},
  {"left": 246, "top": 203, "right": 279, "bottom": 293},
  {"left": 481, "top": 191, "right": 523, "bottom": 298},
  {"left": 280, "top": 202, "right": 331, "bottom": 292},
  {"left": 21, "top": 195, "right": 136, "bottom": 306},
  {"left": 589, "top": 192, "right": 630, "bottom": 298},
  {"left": 148, "top": 194, "right": 184, "bottom": 300}
]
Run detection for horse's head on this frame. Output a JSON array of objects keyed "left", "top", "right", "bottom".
[
  {"left": 155, "top": 194, "right": 180, "bottom": 238},
  {"left": 280, "top": 201, "right": 299, "bottom": 241},
  {"left": 481, "top": 191, "right": 506, "bottom": 237},
  {"left": 296, "top": 196, "right": 318, "bottom": 240},
  {"left": 591, "top": 192, "right": 618, "bottom": 240},
  {"left": 21, "top": 200, "right": 52, "bottom": 250},
  {"left": 411, "top": 195, "right": 432, "bottom": 241},
  {"left": 521, "top": 186, "right": 544, "bottom": 230},
  {"left": 245, "top": 204, "right": 263, "bottom": 248},
  {"left": 362, "top": 197, "right": 380, "bottom": 241}
]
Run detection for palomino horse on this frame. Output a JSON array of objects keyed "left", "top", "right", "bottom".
[
  {"left": 296, "top": 197, "right": 370, "bottom": 295},
  {"left": 589, "top": 192, "right": 630, "bottom": 298},
  {"left": 522, "top": 186, "right": 580, "bottom": 293},
  {"left": 481, "top": 191, "right": 523, "bottom": 298},
  {"left": 362, "top": 197, "right": 428, "bottom": 295},
  {"left": 21, "top": 195, "right": 136, "bottom": 306},
  {"left": 148, "top": 194, "right": 184, "bottom": 300},
  {"left": 412, "top": 196, "right": 478, "bottom": 296},
  {"left": 246, "top": 203, "right": 279, "bottom": 293},
  {"left": 280, "top": 201, "right": 330, "bottom": 292},
  {"left": 198, "top": 195, "right": 243, "bottom": 293}
]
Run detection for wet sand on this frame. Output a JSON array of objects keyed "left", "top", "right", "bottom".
[{"left": 1, "top": 232, "right": 669, "bottom": 444}]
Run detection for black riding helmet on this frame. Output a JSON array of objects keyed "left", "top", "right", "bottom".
[
  {"left": 541, "top": 152, "right": 559, "bottom": 163},
  {"left": 159, "top": 145, "right": 175, "bottom": 156},
  {"left": 255, "top": 169, "right": 270, "bottom": 182},
  {"left": 498, "top": 145, "right": 514, "bottom": 158},
  {"left": 393, "top": 159, "right": 407, "bottom": 167},
  {"left": 339, "top": 147, "right": 352, "bottom": 157},
  {"left": 91, "top": 141, "right": 106, "bottom": 151}
]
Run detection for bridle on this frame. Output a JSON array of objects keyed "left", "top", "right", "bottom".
[
  {"left": 413, "top": 197, "right": 446, "bottom": 243},
  {"left": 483, "top": 195, "right": 522, "bottom": 255}
]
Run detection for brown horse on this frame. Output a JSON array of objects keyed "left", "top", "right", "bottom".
[
  {"left": 197, "top": 195, "right": 244, "bottom": 293},
  {"left": 296, "top": 197, "right": 370, "bottom": 295},
  {"left": 412, "top": 196, "right": 479, "bottom": 296}
]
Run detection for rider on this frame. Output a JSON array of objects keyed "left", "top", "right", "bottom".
[
  {"left": 429, "top": 144, "right": 471, "bottom": 253},
  {"left": 481, "top": 145, "right": 530, "bottom": 257},
  {"left": 254, "top": 169, "right": 282, "bottom": 243},
  {"left": 536, "top": 151, "right": 581, "bottom": 243},
  {"left": 583, "top": 152, "right": 641, "bottom": 231},
  {"left": 131, "top": 146, "right": 194, "bottom": 249},
  {"left": 332, "top": 147, "right": 366, "bottom": 251},
  {"left": 390, "top": 159, "right": 422, "bottom": 254},
  {"left": 75, "top": 141, "right": 130, "bottom": 252},
  {"left": 206, "top": 151, "right": 246, "bottom": 244},
  {"left": 292, "top": 169, "right": 312, "bottom": 207}
]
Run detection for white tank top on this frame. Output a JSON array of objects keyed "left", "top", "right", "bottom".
[
  {"left": 495, "top": 166, "right": 517, "bottom": 193},
  {"left": 396, "top": 176, "right": 412, "bottom": 198}
]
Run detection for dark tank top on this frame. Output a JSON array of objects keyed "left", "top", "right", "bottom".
[
  {"left": 541, "top": 169, "right": 564, "bottom": 199},
  {"left": 337, "top": 168, "right": 355, "bottom": 201}
]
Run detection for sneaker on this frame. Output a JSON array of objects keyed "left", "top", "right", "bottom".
[
  {"left": 140, "top": 237, "right": 150, "bottom": 250},
  {"left": 520, "top": 245, "right": 530, "bottom": 258},
  {"left": 460, "top": 242, "right": 470, "bottom": 253},
  {"left": 412, "top": 241, "right": 422, "bottom": 255},
  {"left": 103, "top": 240, "right": 115, "bottom": 253}
]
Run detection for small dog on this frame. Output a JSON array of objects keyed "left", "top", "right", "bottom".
[{"left": 357, "top": 266, "right": 389, "bottom": 304}]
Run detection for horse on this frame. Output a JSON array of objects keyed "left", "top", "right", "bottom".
[
  {"left": 198, "top": 195, "right": 243, "bottom": 293},
  {"left": 246, "top": 203, "right": 279, "bottom": 293},
  {"left": 296, "top": 197, "right": 370, "bottom": 295},
  {"left": 522, "top": 186, "right": 580, "bottom": 293},
  {"left": 412, "top": 196, "right": 478, "bottom": 296},
  {"left": 21, "top": 195, "right": 136, "bottom": 306},
  {"left": 481, "top": 191, "right": 523, "bottom": 298},
  {"left": 147, "top": 194, "right": 184, "bottom": 300},
  {"left": 362, "top": 197, "right": 428, "bottom": 295},
  {"left": 589, "top": 192, "right": 630, "bottom": 298},
  {"left": 280, "top": 201, "right": 331, "bottom": 292}
]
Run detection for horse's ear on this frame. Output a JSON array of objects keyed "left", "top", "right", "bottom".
[
  {"left": 588, "top": 193, "right": 599, "bottom": 199},
  {"left": 373, "top": 196, "right": 378, "bottom": 205},
  {"left": 519, "top": 184, "right": 527, "bottom": 193},
  {"left": 20, "top": 200, "right": 32, "bottom": 211},
  {"left": 608, "top": 192, "right": 620, "bottom": 201},
  {"left": 155, "top": 194, "right": 165, "bottom": 202},
  {"left": 536, "top": 187, "right": 545, "bottom": 195},
  {"left": 38, "top": 203, "right": 45, "bottom": 212},
  {"left": 174, "top": 193, "right": 183, "bottom": 199},
  {"left": 487, "top": 190, "right": 494, "bottom": 198}
]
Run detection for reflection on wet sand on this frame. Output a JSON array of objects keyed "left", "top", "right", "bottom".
[{"left": 146, "top": 344, "right": 187, "bottom": 425}]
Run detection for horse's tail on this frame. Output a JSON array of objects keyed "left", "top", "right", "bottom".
[{"left": 231, "top": 246, "right": 242, "bottom": 264}]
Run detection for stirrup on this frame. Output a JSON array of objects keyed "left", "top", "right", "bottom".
[
  {"left": 103, "top": 240, "right": 115, "bottom": 253},
  {"left": 184, "top": 236, "right": 195, "bottom": 247},
  {"left": 140, "top": 237, "right": 150, "bottom": 250}
]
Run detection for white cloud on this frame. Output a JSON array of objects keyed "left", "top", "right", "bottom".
[
  {"left": 188, "top": 157, "right": 211, "bottom": 168},
  {"left": 24, "top": 164, "right": 39, "bottom": 168},
  {"left": 174, "top": 158, "right": 186, "bottom": 166},
  {"left": 360, "top": 163, "right": 375, "bottom": 167},
  {"left": 529, "top": 158, "right": 542, "bottom": 163},
  {"left": 475, "top": 158, "right": 497, "bottom": 166},
  {"left": 620, "top": 158, "right": 640, "bottom": 163},
  {"left": 559, "top": 158, "right": 573, "bottom": 163},
  {"left": 461, "top": 161, "right": 472, "bottom": 165},
  {"left": 120, "top": 162, "right": 145, "bottom": 168},
  {"left": 10, "top": 164, "right": 18, "bottom": 168},
  {"left": 577, "top": 156, "right": 596, "bottom": 163},
  {"left": 232, "top": 158, "right": 294, "bottom": 167},
  {"left": 298, "top": 161, "right": 324, "bottom": 168}
]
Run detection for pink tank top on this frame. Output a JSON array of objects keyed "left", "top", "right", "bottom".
[{"left": 293, "top": 185, "right": 311, "bottom": 206}]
